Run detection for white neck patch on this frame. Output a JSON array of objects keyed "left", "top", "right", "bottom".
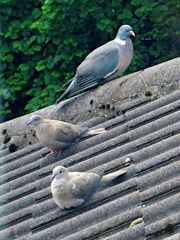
[{"left": 114, "top": 38, "right": 126, "bottom": 45}]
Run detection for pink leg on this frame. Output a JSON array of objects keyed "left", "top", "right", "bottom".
[{"left": 47, "top": 150, "right": 62, "bottom": 157}]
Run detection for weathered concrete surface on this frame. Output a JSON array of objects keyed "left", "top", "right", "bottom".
[
  {"left": 0, "top": 88, "right": 180, "bottom": 240},
  {"left": 56, "top": 57, "right": 180, "bottom": 122},
  {"left": 0, "top": 57, "right": 179, "bottom": 150}
]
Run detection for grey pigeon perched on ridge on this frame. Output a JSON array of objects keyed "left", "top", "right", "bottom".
[
  {"left": 51, "top": 165, "right": 126, "bottom": 209},
  {"left": 56, "top": 24, "right": 135, "bottom": 103},
  {"left": 27, "top": 115, "right": 106, "bottom": 157}
]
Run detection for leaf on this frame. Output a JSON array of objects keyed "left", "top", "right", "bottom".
[
  {"left": 97, "top": 22, "right": 106, "bottom": 31},
  {"left": 118, "top": 9, "right": 133, "bottom": 19},
  {"left": 130, "top": 218, "right": 144, "bottom": 227},
  {"left": 30, "top": 21, "right": 44, "bottom": 30},
  {"left": 4, "top": 54, "right": 14, "bottom": 62},
  {"left": 4, "top": 101, "right": 9, "bottom": 108},
  {"left": 0, "top": 0, "right": 11, "bottom": 3},
  {"left": 135, "top": 6, "right": 147, "bottom": 17},
  {"left": 32, "top": 45, "right": 41, "bottom": 51},
  {"left": 54, "top": 55, "right": 62, "bottom": 62},
  {"left": 100, "top": 18, "right": 111, "bottom": 26},
  {"left": 79, "top": 11, "right": 88, "bottom": 18},
  {"left": 37, "top": 35, "right": 46, "bottom": 44},
  {"left": 13, "top": 41, "right": 21, "bottom": 49},
  {"left": 36, "top": 60, "right": 46, "bottom": 71},
  {"left": 46, "top": 11, "right": 57, "bottom": 19},
  {"left": 19, "top": 63, "right": 29, "bottom": 72},
  {"left": 64, "top": 37, "right": 77, "bottom": 47},
  {"left": 75, "top": 50, "right": 86, "bottom": 57},
  {"left": 1, "top": 45, "right": 10, "bottom": 53},
  {"left": 0, "top": 62, "right": 7, "bottom": 71},
  {"left": 27, "top": 36, "right": 37, "bottom": 44},
  {"left": 131, "top": 0, "right": 141, "bottom": 6},
  {"left": 32, "top": 8, "right": 41, "bottom": 19},
  {"left": 87, "top": 5, "right": 95, "bottom": 13},
  {"left": 40, "top": 89, "right": 49, "bottom": 97},
  {"left": 51, "top": 71, "right": 61, "bottom": 77},
  {"left": 52, "top": 38, "right": 61, "bottom": 45}
]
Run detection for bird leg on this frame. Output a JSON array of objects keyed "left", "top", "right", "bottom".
[{"left": 47, "top": 150, "right": 62, "bottom": 157}]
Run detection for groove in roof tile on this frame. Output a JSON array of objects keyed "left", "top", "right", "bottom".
[
  {"left": 2, "top": 95, "right": 179, "bottom": 176},
  {"left": 130, "top": 134, "right": 180, "bottom": 164},
  {"left": 80, "top": 116, "right": 108, "bottom": 128},
  {"left": 0, "top": 117, "right": 128, "bottom": 173},
  {"left": 30, "top": 191, "right": 141, "bottom": 240},
  {"left": 62, "top": 207, "right": 143, "bottom": 240},
  {"left": 3, "top": 110, "right": 180, "bottom": 180},
  {"left": 0, "top": 116, "right": 107, "bottom": 167},
  {"left": 137, "top": 157, "right": 180, "bottom": 190},
  {"left": 0, "top": 148, "right": 47, "bottom": 175},
  {"left": 140, "top": 179, "right": 180, "bottom": 205},
  {"left": 0, "top": 218, "right": 32, "bottom": 240},
  {"left": 3, "top": 108, "right": 179, "bottom": 188},
  {"left": 89, "top": 114, "right": 126, "bottom": 130},
  {"left": 67, "top": 133, "right": 180, "bottom": 175},
  {"left": 120, "top": 95, "right": 150, "bottom": 113},
  {"left": 0, "top": 143, "right": 42, "bottom": 165},
  {"left": 103, "top": 222, "right": 145, "bottom": 240},
  {"left": 135, "top": 146, "right": 180, "bottom": 174},
  {"left": 0, "top": 127, "right": 179, "bottom": 201},
  {"left": 127, "top": 100, "right": 180, "bottom": 129},
  {"left": 0, "top": 85, "right": 179, "bottom": 240},
  {"left": 129, "top": 111, "right": 180, "bottom": 141},
  {"left": 125, "top": 89, "right": 180, "bottom": 120},
  {"left": 0, "top": 176, "right": 136, "bottom": 231},
  {"left": 1, "top": 189, "right": 141, "bottom": 239},
  {"left": 161, "top": 233, "right": 180, "bottom": 240},
  {"left": 145, "top": 212, "right": 180, "bottom": 239},
  {"left": 0, "top": 148, "right": 11, "bottom": 159},
  {"left": 143, "top": 192, "right": 180, "bottom": 225},
  {"left": 0, "top": 184, "right": 36, "bottom": 205}
]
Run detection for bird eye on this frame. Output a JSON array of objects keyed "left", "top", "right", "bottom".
[{"left": 59, "top": 170, "right": 62, "bottom": 173}]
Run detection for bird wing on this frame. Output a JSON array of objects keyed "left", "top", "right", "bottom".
[
  {"left": 46, "top": 119, "right": 88, "bottom": 143},
  {"left": 68, "top": 173, "right": 101, "bottom": 200},
  {"left": 56, "top": 41, "right": 121, "bottom": 102},
  {"left": 75, "top": 41, "right": 120, "bottom": 91}
]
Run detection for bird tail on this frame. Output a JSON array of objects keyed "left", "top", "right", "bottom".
[
  {"left": 56, "top": 77, "right": 78, "bottom": 104},
  {"left": 86, "top": 127, "right": 107, "bottom": 136},
  {"left": 90, "top": 165, "right": 106, "bottom": 178},
  {"left": 101, "top": 169, "right": 127, "bottom": 185}
]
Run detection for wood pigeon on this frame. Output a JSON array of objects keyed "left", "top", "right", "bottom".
[{"left": 56, "top": 24, "right": 135, "bottom": 103}]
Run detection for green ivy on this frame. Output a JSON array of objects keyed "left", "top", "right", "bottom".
[{"left": 0, "top": 0, "right": 179, "bottom": 121}]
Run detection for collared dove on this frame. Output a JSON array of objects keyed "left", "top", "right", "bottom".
[
  {"left": 51, "top": 165, "right": 126, "bottom": 209},
  {"left": 27, "top": 115, "right": 106, "bottom": 156},
  {"left": 56, "top": 24, "right": 135, "bottom": 103}
]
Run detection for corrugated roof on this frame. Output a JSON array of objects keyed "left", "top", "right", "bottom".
[{"left": 0, "top": 59, "right": 180, "bottom": 240}]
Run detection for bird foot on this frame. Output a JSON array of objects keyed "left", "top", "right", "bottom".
[{"left": 47, "top": 150, "right": 62, "bottom": 157}]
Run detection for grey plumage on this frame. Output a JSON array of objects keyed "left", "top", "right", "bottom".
[
  {"left": 51, "top": 166, "right": 127, "bottom": 209},
  {"left": 56, "top": 24, "right": 135, "bottom": 103},
  {"left": 27, "top": 115, "right": 106, "bottom": 156}
]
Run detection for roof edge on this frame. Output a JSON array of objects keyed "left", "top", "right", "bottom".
[{"left": 0, "top": 57, "right": 179, "bottom": 147}]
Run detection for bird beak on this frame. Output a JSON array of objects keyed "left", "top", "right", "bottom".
[
  {"left": 27, "top": 120, "right": 31, "bottom": 126},
  {"left": 129, "top": 31, "right": 135, "bottom": 37},
  {"left": 51, "top": 174, "right": 56, "bottom": 182}
]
